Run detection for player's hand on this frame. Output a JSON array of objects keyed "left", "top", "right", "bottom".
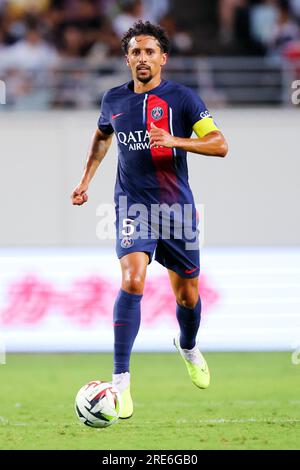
[
  {"left": 149, "top": 122, "right": 176, "bottom": 149},
  {"left": 71, "top": 182, "right": 89, "bottom": 206}
]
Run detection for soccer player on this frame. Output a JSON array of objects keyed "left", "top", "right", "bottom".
[{"left": 71, "top": 21, "right": 228, "bottom": 419}]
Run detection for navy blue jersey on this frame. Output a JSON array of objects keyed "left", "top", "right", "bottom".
[{"left": 98, "top": 79, "right": 218, "bottom": 208}]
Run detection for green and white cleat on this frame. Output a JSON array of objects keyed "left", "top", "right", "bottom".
[
  {"left": 173, "top": 335, "right": 210, "bottom": 389},
  {"left": 119, "top": 385, "right": 133, "bottom": 419},
  {"left": 112, "top": 372, "right": 133, "bottom": 419}
]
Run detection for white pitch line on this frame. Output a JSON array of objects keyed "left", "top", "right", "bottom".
[
  {"left": 176, "top": 418, "right": 300, "bottom": 424},
  {"left": 1, "top": 418, "right": 299, "bottom": 427}
]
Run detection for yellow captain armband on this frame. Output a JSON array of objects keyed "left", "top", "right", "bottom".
[{"left": 192, "top": 117, "right": 220, "bottom": 138}]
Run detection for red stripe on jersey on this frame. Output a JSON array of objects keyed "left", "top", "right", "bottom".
[{"left": 146, "top": 94, "right": 178, "bottom": 204}]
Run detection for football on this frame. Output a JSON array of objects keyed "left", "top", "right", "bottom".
[{"left": 75, "top": 380, "right": 121, "bottom": 428}]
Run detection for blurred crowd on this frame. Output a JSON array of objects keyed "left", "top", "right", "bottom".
[
  {"left": 0, "top": 0, "right": 193, "bottom": 66},
  {"left": 1, "top": 0, "right": 299, "bottom": 61},
  {"left": 0, "top": 0, "right": 299, "bottom": 108},
  {"left": 0, "top": 0, "right": 196, "bottom": 107},
  {"left": 219, "top": 0, "right": 300, "bottom": 58}
]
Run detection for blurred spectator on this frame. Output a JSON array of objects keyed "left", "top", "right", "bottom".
[
  {"left": 43, "top": 3, "right": 67, "bottom": 43},
  {"left": 87, "top": 19, "right": 120, "bottom": 64},
  {"left": 102, "top": 0, "right": 169, "bottom": 23},
  {"left": 250, "top": 0, "right": 278, "bottom": 47},
  {"left": 112, "top": 0, "right": 143, "bottom": 38},
  {"left": 232, "top": 0, "right": 267, "bottom": 55},
  {"left": 0, "top": 10, "right": 17, "bottom": 46},
  {"left": 269, "top": 0, "right": 299, "bottom": 55},
  {"left": 55, "top": 0, "right": 104, "bottom": 56},
  {"left": 66, "top": 0, "right": 103, "bottom": 37},
  {"left": 160, "top": 14, "right": 193, "bottom": 55},
  {"left": 218, "top": 0, "right": 266, "bottom": 54},
  {"left": 57, "top": 24, "right": 84, "bottom": 58},
  {"left": 218, "top": 0, "right": 245, "bottom": 45},
  {"left": 290, "top": 0, "right": 300, "bottom": 20},
  {"left": 141, "top": 0, "right": 170, "bottom": 23},
  {"left": 1, "top": 23, "right": 58, "bottom": 69},
  {"left": 0, "top": 22, "right": 58, "bottom": 108},
  {"left": 227, "top": 0, "right": 300, "bottom": 56}
]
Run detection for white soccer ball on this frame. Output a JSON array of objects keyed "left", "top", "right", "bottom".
[{"left": 75, "top": 380, "right": 121, "bottom": 428}]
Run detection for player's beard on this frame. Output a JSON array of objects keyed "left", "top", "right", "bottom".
[
  {"left": 137, "top": 74, "right": 153, "bottom": 84},
  {"left": 136, "top": 68, "right": 152, "bottom": 83}
]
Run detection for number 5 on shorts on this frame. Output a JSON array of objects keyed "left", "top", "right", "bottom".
[{"left": 122, "top": 218, "right": 134, "bottom": 236}]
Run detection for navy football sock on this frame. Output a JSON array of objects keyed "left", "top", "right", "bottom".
[
  {"left": 176, "top": 297, "right": 201, "bottom": 350},
  {"left": 113, "top": 289, "right": 142, "bottom": 374}
]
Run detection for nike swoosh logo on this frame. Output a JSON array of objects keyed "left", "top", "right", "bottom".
[
  {"left": 112, "top": 113, "right": 124, "bottom": 119},
  {"left": 184, "top": 267, "right": 198, "bottom": 274}
]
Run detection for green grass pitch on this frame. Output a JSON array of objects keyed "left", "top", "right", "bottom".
[{"left": 0, "top": 352, "right": 299, "bottom": 450}]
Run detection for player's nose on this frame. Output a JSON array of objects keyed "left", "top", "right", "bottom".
[{"left": 138, "top": 51, "right": 148, "bottom": 63}]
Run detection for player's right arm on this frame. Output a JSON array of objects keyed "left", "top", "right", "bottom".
[{"left": 71, "top": 128, "right": 113, "bottom": 206}]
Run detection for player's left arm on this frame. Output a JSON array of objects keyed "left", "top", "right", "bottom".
[{"left": 149, "top": 122, "right": 228, "bottom": 158}]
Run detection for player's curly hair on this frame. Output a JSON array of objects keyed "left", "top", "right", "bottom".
[{"left": 121, "top": 20, "right": 170, "bottom": 54}]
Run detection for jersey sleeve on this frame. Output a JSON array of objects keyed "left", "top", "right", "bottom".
[
  {"left": 97, "top": 91, "right": 114, "bottom": 135},
  {"left": 183, "top": 88, "right": 220, "bottom": 138}
]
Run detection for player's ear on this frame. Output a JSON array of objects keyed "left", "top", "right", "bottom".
[
  {"left": 125, "top": 55, "right": 130, "bottom": 67},
  {"left": 161, "top": 53, "right": 168, "bottom": 67}
]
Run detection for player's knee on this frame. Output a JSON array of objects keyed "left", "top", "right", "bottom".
[
  {"left": 122, "top": 275, "right": 145, "bottom": 295},
  {"left": 176, "top": 288, "right": 199, "bottom": 309}
]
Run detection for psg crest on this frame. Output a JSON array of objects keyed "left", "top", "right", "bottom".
[
  {"left": 151, "top": 106, "right": 164, "bottom": 120},
  {"left": 121, "top": 236, "right": 134, "bottom": 248}
]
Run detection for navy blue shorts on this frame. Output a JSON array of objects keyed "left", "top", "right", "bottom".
[{"left": 115, "top": 207, "right": 200, "bottom": 279}]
